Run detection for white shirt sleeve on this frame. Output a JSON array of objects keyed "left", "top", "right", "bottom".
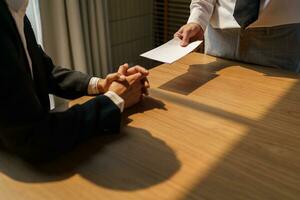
[
  {"left": 87, "top": 77, "right": 101, "bottom": 95},
  {"left": 187, "top": 0, "right": 216, "bottom": 31},
  {"left": 104, "top": 91, "right": 125, "bottom": 112},
  {"left": 88, "top": 77, "right": 125, "bottom": 112}
]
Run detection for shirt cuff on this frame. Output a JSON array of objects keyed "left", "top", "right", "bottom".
[
  {"left": 104, "top": 91, "right": 125, "bottom": 112},
  {"left": 88, "top": 77, "right": 101, "bottom": 95}
]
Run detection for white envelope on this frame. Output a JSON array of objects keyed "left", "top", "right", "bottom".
[{"left": 140, "top": 38, "right": 203, "bottom": 64}]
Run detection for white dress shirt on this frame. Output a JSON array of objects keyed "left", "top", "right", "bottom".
[
  {"left": 5, "top": 0, "right": 124, "bottom": 112},
  {"left": 188, "top": 0, "right": 300, "bottom": 31}
]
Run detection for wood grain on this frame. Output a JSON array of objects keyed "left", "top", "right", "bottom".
[{"left": 0, "top": 53, "right": 299, "bottom": 200}]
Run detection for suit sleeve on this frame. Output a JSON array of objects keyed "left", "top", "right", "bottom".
[
  {"left": 23, "top": 16, "right": 91, "bottom": 100},
  {"left": 39, "top": 46, "right": 92, "bottom": 100},
  {"left": 0, "top": 32, "right": 121, "bottom": 162}
]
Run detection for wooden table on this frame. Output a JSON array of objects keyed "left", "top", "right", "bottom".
[{"left": 1, "top": 53, "right": 300, "bottom": 200}]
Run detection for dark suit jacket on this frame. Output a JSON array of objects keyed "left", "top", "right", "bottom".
[{"left": 0, "top": 1, "right": 121, "bottom": 161}]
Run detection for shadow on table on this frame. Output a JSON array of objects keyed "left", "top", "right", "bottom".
[
  {"left": 157, "top": 58, "right": 300, "bottom": 199},
  {"left": 159, "top": 61, "right": 228, "bottom": 95},
  {"left": 0, "top": 97, "right": 181, "bottom": 191},
  {"left": 179, "top": 80, "right": 300, "bottom": 200},
  {"left": 159, "top": 57, "right": 298, "bottom": 96}
]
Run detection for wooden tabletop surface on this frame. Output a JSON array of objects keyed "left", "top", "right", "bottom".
[{"left": 1, "top": 53, "right": 300, "bottom": 200}]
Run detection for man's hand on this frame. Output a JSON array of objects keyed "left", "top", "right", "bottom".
[
  {"left": 118, "top": 63, "right": 150, "bottom": 96},
  {"left": 97, "top": 64, "right": 149, "bottom": 95},
  {"left": 108, "top": 73, "right": 144, "bottom": 109},
  {"left": 174, "top": 23, "right": 204, "bottom": 47},
  {"left": 97, "top": 73, "right": 126, "bottom": 94}
]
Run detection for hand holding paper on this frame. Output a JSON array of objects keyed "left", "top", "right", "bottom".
[{"left": 140, "top": 38, "right": 202, "bottom": 63}]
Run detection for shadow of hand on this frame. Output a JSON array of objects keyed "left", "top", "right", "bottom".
[{"left": 159, "top": 62, "right": 229, "bottom": 95}]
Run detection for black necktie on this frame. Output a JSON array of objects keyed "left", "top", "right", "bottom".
[{"left": 233, "top": 0, "right": 260, "bottom": 28}]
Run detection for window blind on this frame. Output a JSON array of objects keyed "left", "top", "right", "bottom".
[{"left": 153, "top": 0, "right": 191, "bottom": 46}]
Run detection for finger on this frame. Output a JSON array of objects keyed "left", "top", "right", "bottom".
[
  {"left": 174, "top": 32, "right": 178, "bottom": 38},
  {"left": 142, "top": 77, "right": 150, "bottom": 88},
  {"left": 174, "top": 32, "right": 182, "bottom": 39},
  {"left": 127, "top": 66, "right": 149, "bottom": 77},
  {"left": 106, "top": 73, "right": 123, "bottom": 83},
  {"left": 127, "top": 66, "right": 149, "bottom": 75},
  {"left": 141, "top": 78, "right": 149, "bottom": 96},
  {"left": 174, "top": 25, "right": 185, "bottom": 37},
  {"left": 178, "top": 26, "right": 184, "bottom": 34},
  {"left": 127, "top": 72, "right": 142, "bottom": 84},
  {"left": 118, "top": 63, "right": 129, "bottom": 76},
  {"left": 180, "top": 31, "right": 191, "bottom": 47}
]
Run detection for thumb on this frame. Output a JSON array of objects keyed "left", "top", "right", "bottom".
[
  {"left": 127, "top": 72, "right": 142, "bottom": 84},
  {"left": 174, "top": 27, "right": 184, "bottom": 39},
  {"left": 180, "top": 31, "right": 190, "bottom": 47},
  {"left": 118, "top": 63, "right": 129, "bottom": 75}
]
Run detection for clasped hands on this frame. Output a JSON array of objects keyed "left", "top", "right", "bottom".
[{"left": 97, "top": 64, "right": 150, "bottom": 109}]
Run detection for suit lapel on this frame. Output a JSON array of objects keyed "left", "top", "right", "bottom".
[
  {"left": 1, "top": 1, "right": 49, "bottom": 109},
  {"left": 0, "top": 0, "right": 33, "bottom": 80},
  {"left": 24, "top": 16, "right": 50, "bottom": 109}
]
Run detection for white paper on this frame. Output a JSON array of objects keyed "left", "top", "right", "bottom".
[{"left": 140, "top": 38, "right": 203, "bottom": 63}]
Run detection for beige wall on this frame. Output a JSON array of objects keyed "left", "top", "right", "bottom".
[{"left": 107, "top": 0, "right": 154, "bottom": 69}]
